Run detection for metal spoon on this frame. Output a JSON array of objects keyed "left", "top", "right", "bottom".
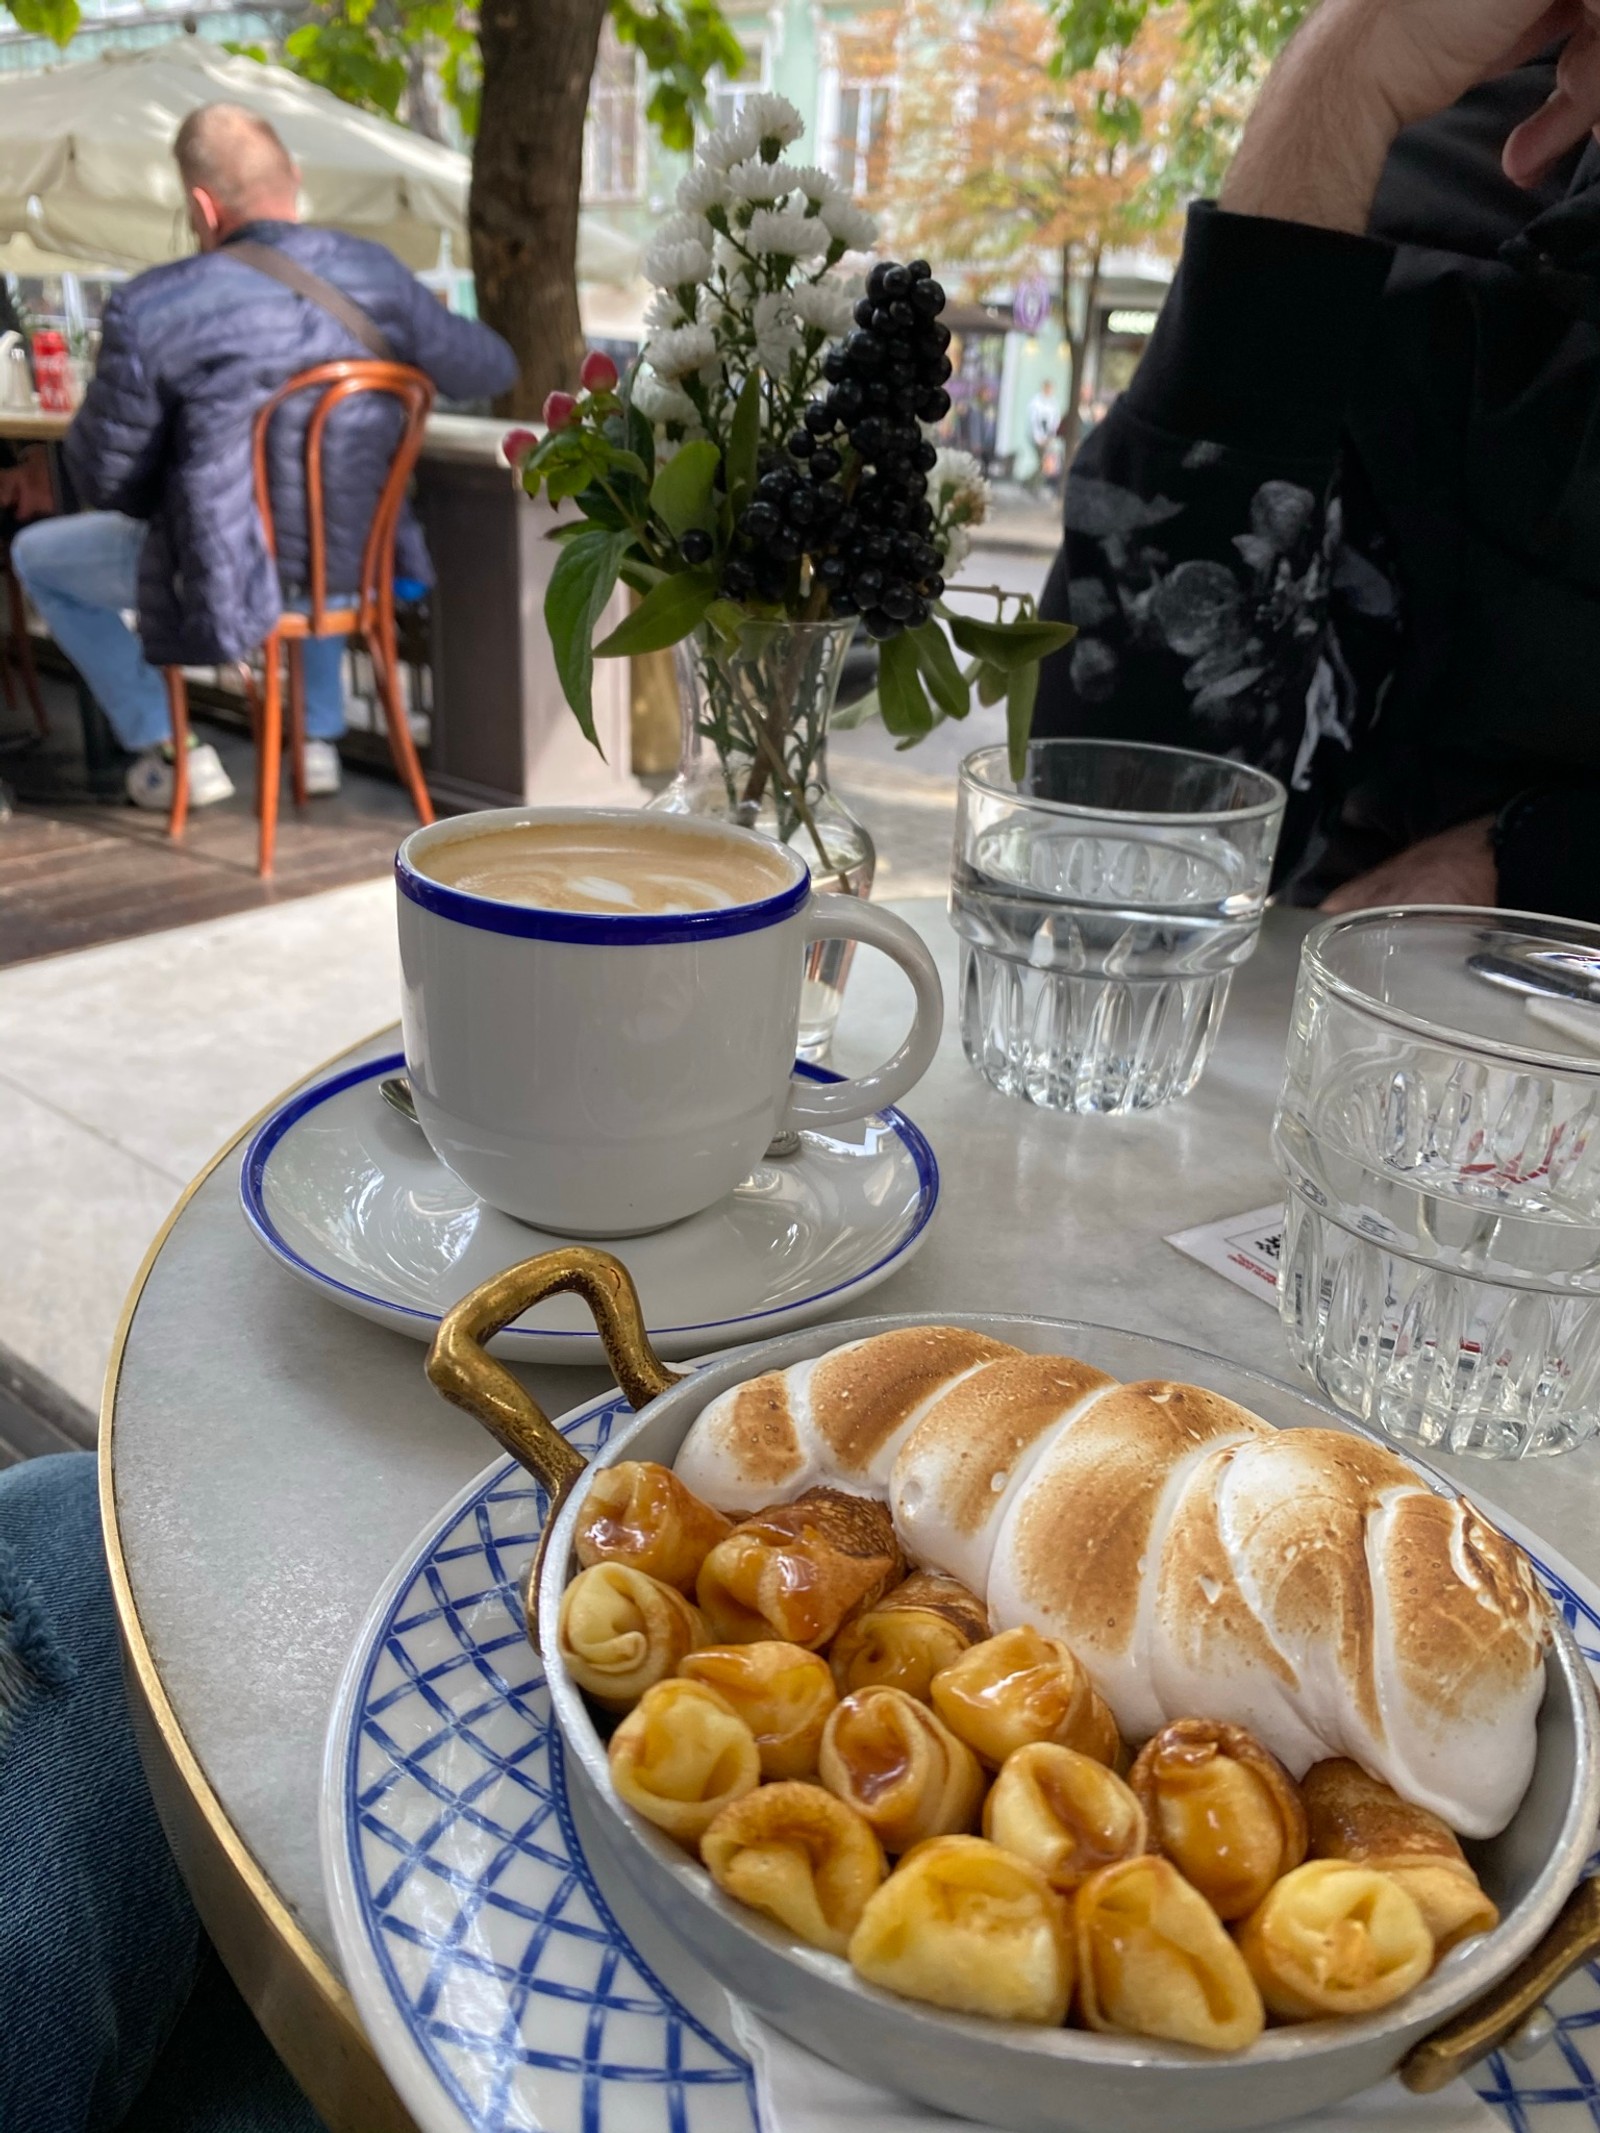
[
  {"left": 380, "top": 1071, "right": 802, "bottom": 1159},
  {"left": 1467, "top": 939, "right": 1600, "bottom": 1009}
]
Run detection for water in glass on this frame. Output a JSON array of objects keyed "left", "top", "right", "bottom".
[{"left": 952, "top": 741, "right": 1285, "bottom": 1114}]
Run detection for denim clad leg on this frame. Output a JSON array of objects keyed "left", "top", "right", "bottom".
[
  {"left": 298, "top": 638, "right": 346, "bottom": 740},
  {"left": 0, "top": 1453, "right": 202, "bottom": 2131},
  {"left": 10, "top": 514, "right": 172, "bottom": 752}
]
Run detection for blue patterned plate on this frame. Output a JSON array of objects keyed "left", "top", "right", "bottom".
[{"left": 322, "top": 1384, "right": 1600, "bottom": 2133}]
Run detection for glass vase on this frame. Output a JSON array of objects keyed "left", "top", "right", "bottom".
[{"left": 650, "top": 617, "right": 874, "bottom": 1061}]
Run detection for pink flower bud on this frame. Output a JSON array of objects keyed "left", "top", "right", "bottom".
[
  {"left": 500, "top": 426, "right": 537, "bottom": 465},
  {"left": 542, "top": 390, "right": 580, "bottom": 431},
  {"left": 580, "top": 349, "right": 620, "bottom": 393}
]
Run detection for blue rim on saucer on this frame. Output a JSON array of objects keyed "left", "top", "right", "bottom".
[
  {"left": 238, "top": 1052, "right": 939, "bottom": 1352},
  {"left": 323, "top": 1385, "right": 1600, "bottom": 2133}
]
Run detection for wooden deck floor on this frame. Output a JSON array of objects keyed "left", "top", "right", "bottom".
[{"left": 0, "top": 679, "right": 416, "bottom": 968}]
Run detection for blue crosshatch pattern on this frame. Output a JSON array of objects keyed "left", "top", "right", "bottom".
[{"left": 340, "top": 1388, "right": 1600, "bottom": 2133}]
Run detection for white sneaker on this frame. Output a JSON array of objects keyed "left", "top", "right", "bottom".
[
  {"left": 125, "top": 741, "right": 236, "bottom": 811},
  {"left": 302, "top": 738, "right": 342, "bottom": 796}
]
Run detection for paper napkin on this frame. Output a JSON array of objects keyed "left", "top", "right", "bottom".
[{"left": 731, "top": 2003, "right": 1499, "bottom": 2133}]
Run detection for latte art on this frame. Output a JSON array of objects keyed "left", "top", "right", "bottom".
[{"left": 419, "top": 819, "right": 792, "bottom": 916}]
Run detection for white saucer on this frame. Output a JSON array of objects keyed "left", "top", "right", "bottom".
[{"left": 239, "top": 1049, "right": 939, "bottom": 1365}]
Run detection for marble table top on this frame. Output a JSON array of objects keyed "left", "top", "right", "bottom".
[{"left": 107, "top": 897, "right": 1600, "bottom": 1979}]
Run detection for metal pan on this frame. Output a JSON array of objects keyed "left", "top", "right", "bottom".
[{"left": 425, "top": 1246, "right": 1600, "bottom": 2133}]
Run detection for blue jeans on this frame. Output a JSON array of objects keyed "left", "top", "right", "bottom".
[
  {"left": 0, "top": 1455, "right": 325, "bottom": 2132},
  {"left": 11, "top": 514, "right": 346, "bottom": 752}
]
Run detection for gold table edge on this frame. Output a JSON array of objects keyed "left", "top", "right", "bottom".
[{"left": 97, "top": 1021, "right": 419, "bottom": 2132}]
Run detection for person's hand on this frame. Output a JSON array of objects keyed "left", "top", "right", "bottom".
[
  {"left": 1221, "top": 0, "right": 1600, "bottom": 232},
  {"left": 1319, "top": 815, "right": 1498, "bottom": 913}
]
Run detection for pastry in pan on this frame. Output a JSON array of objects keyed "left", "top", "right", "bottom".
[
  {"left": 828, "top": 1570, "right": 988, "bottom": 1703},
  {"left": 984, "top": 1743, "right": 1147, "bottom": 1894},
  {"left": 678, "top": 1642, "right": 838, "bottom": 1781},
  {"left": 849, "top": 1835, "right": 1075, "bottom": 2024},
  {"left": 696, "top": 1489, "right": 905, "bottom": 1650},
  {"left": 1128, "top": 1719, "right": 1307, "bottom": 1921},
  {"left": 1236, "top": 1858, "right": 1436, "bottom": 2018},
  {"left": 701, "top": 1780, "right": 886, "bottom": 1956},
  {"left": 573, "top": 1460, "right": 732, "bottom": 1593},
  {"left": 819, "top": 1684, "right": 986, "bottom": 1853},
  {"left": 931, "top": 1625, "right": 1120, "bottom": 1770},
  {"left": 1302, "top": 1759, "right": 1499, "bottom": 1953},
  {"left": 1074, "top": 1854, "right": 1265, "bottom": 2051},
  {"left": 608, "top": 1677, "right": 762, "bottom": 1846},
  {"left": 558, "top": 1562, "right": 705, "bottom": 1711}
]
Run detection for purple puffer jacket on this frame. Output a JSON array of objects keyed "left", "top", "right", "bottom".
[{"left": 64, "top": 219, "right": 517, "bottom": 666}]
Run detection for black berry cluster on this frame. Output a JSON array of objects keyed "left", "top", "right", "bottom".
[{"left": 710, "top": 259, "right": 953, "bottom": 640}]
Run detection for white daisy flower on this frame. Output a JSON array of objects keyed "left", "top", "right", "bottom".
[
  {"left": 643, "top": 288, "right": 690, "bottom": 333},
  {"left": 747, "top": 205, "right": 829, "bottom": 259},
  {"left": 712, "top": 233, "right": 752, "bottom": 281},
  {"left": 653, "top": 209, "right": 715, "bottom": 251},
  {"left": 943, "top": 524, "right": 971, "bottom": 571},
  {"left": 676, "top": 163, "right": 729, "bottom": 217},
  {"left": 642, "top": 322, "right": 717, "bottom": 380},
  {"left": 740, "top": 92, "right": 805, "bottom": 151},
  {"left": 641, "top": 233, "right": 713, "bottom": 290},
  {"left": 751, "top": 290, "right": 802, "bottom": 372},
  {"left": 722, "top": 156, "right": 793, "bottom": 206},
  {"left": 632, "top": 369, "right": 699, "bottom": 427},
  {"left": 933, "top": 447, "right": 990, "bottom": 523},
  {"left": 791, "top": 276, "right": 857, "bottom": 337},
  {"left": 786, "top": 164, "right": 845, "bottom": 210},
  {"left": 818, "top": 198, "right": 879, "bottom": 250},
  {"left": 699, "top": 116, "right": 761, "bottom": 172}
]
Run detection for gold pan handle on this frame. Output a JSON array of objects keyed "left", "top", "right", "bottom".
[
  {"left": 1402, "top": 1876, "right": 1600, "bottom": 2092},
  {"left": 426, "top": 1243, "right": 682, "bottom": 1509}
]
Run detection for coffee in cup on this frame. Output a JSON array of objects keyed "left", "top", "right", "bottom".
[
  {"left": 397, "top": 807, "right": 943, "bottom": 1234},
  {"left": 417, "top": 816, "right": 792, "bottom": 916}
]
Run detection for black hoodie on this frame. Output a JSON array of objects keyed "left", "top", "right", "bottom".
[{"left": 1033, "top": 53, "right": 1600, "bottom": 918}]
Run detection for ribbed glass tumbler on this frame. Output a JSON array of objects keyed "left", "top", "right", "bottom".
[
  {"left": 1273, "top": 909, "right": 1600, "bottom": 1459},
  {"left": 951, "top": 741, "right": 1285, "bottom": 1114}
]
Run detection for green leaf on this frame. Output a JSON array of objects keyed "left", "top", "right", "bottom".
[
  {"left": 876, "top": 633, "right": 934, "bottom": 742},
  {"left": 619, "top": 559, "right": 668, "bottom": 596},
  {"left": 545, "top": 529, "right": 628, "bottom": 751},
  {"left": 593, "top": 568, "right": 717, "bottom": 658},
  {"left": 1006, "top": 659, "right": 1041, "bottom": 784},
  {"left": 703, "top": 598, "right": 747, "bottom": 643},
  {"left": 7, "top": 0, "right": 79, "bottom": 41},
  {"left": 624, "top": 390, "right": 656, "bottom": 480},
  {"left": 546, "top": 460, "right": 594, "bottom": 506},
  {"left": 976, "top": 659, "right": 1008, "bottom": 707},
  {"left": 948, "top": 614, "right": 1077, "bottom": 671},
  {"left": 829, "top": 686, "right": 880, "bottom": 732},
  {"left": 726, "top": 367, "right": 762, "bottom": 512},
  {"left": 907, "top": 622, "right": 969, "bottom": 724},
  {"left": 649, "top": 439, "right": 721, "bottom": 539}
]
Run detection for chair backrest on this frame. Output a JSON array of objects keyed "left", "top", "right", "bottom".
[{"left": 251, "top": 359, "right": 435, "bottom": 637}]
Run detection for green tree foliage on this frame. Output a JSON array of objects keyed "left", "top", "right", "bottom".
[
  {"left": 0, "top": 0, "right": 741, "bottom": 148},
  {"left": 1049, "top": 0, "right": 1313, "bottom": 204}
]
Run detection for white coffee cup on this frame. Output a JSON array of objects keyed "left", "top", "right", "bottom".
[{"left": 396, "top": 806, "right": 944, "bottom": 1234}]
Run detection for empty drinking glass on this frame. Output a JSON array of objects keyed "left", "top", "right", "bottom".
[
  {"left": 1274, "top": 909, "right": 1600, "bottom": 1459},
  {"left": 951, "top": 740, "right": 1285, "bottom": 1113}
]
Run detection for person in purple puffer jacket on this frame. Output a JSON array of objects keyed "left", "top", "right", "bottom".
[{"left": 12, "top": 102, "right": 516, "bottom": 812}]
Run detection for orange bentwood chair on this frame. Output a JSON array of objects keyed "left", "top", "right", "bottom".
[{"left": 165, "top": 359, "right": 437, "bottom": 876}]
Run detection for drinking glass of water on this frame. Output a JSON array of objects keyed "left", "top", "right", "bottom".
[
  {"left": 1275, "top": 908, "right": 1600, "bottom": 1459},
  {"left": 951, "top": 740, "right": 1285, "bottom": 1113}
]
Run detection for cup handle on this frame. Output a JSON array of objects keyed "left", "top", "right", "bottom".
[{"left": 780, "top": 894, "right": 944, "bottom": 1129}]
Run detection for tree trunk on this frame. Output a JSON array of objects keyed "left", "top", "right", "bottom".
[
  {"left": 1057, "top": 236, "right": 1102, "bottom": 465},
  {"left": 471, "top": 0, "right": 607, "bottom": 418}
]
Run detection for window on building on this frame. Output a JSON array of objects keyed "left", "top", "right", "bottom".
[
  {"left": 831, "top": 38, "right": 893, "bottom": 199},
  {"left": 710, "top": 40, "right": 768, "bottom": 133},
  {"left": 584, "top": 24, "right": 642, "bottom": 202}
]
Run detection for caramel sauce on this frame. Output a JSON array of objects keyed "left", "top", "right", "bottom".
[{"left": 842, "top": 1713, "right": 915, "bottom": 1806}]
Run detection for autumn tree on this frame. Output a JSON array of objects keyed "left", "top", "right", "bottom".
[
  {"left": 881, "top": 0, "right": 1185, "bottom": 456},
  {"left": 1050, "top": 0, "right": 1309, "bottom": 207}
]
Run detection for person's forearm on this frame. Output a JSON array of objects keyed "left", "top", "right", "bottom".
[{"left": 1220, "top": 3, "right": 1403, "bottom": 233}]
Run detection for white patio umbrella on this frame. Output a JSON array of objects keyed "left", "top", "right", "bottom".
[{"left": 0, "top": 34, "right": 640, "bottom": 283}]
